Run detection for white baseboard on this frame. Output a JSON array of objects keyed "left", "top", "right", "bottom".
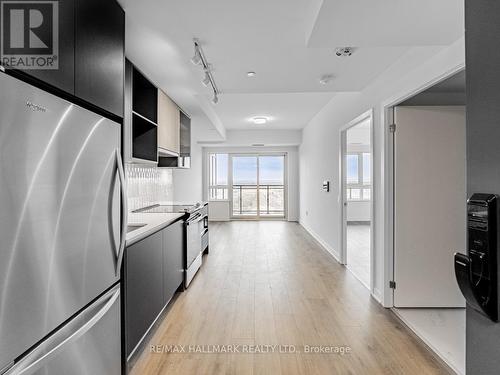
[
  {"left": 300, "top": 220, "right": 386, "bottom": 307},
  {"left": 372, "top": 288, "right": 382, "bottom": 304},
  {"left": 299, "top": 220, "right": 341, "bottom": 263}
]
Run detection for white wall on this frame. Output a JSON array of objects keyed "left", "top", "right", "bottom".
[
  {"left": 347, "top": 201, "right": 370, "bottom": 222},
  {"left": 202, "top": 145, "right": 300, "bottom": 222},
  {"left": 299, "top": 39, "right": 465, "bottom": 304},
  {"left": 208, "top": 201, "right": 231, "bottom": 221}
]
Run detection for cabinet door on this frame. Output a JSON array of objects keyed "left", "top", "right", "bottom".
[
  {"left": 22, "top": 0, "right": 75, "bottom": 94},
  {"left": 180, "top": 111, "right": 191, "bottom": 156},
  {"left": 125, "top": 232, "right": 163, "bottom": 357},
  {"left": 75, "top": 0, "right": 124, "bottom": 117},
  {"left": 163, "top": 221, "right": 184, "bottom": 303},
  {"left": 158, "top": 89, "right": 180, "bottom": 154}
]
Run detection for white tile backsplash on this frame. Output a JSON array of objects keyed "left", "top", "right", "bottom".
[{"left": 125, "top": 164, "right": 173, "bottom": 212}]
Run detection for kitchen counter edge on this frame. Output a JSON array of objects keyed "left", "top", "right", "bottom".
[{"left": 126, "top": 212, "right": 186, "bottom": 247}]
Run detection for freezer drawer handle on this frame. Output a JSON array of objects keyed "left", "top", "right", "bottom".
[
  {"left": 116, "top": 149, "right": 127, "bottom": 276},
  {"left": 3, "top": 287, "right": 120, "bottom": 375}
]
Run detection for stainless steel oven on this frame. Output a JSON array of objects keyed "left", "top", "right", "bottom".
[{"left": 185, "top": 203, "right": 208, "bottom": 287}]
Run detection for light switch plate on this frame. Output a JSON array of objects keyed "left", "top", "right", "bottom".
[{"left": 322, "top": 180, "right": 330, "bottom": 192}]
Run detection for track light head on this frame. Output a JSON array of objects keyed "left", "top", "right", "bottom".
[
  {"left": 202, "top": 71, "right": 211, "bottom": 87},
  {"left": 191, "top": 49, "right": 202, "bottom": 65},
  {"left": 212, "top": 93, "right": 219, "bottom": 105}
]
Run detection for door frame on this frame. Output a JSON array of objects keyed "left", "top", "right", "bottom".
[
  {"left": 229, "top": 152, "right": 288, "bottom": 220},
  {"left": 339, "top": 109, "right": 375, "bottom": 291},
  {"left": 381, "top": 65, "right": 466, "bottom": 307}
]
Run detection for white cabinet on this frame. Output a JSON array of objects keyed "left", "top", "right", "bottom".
[{"left": 157, "top": 89, "right": 180, "bottom": 155}]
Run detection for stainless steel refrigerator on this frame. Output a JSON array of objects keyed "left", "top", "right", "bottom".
[{"left": 0, "top": 71, "right": 126, "bottom": 374}]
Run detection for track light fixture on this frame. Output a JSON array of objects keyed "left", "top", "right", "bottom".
[{"left": 191, "top": 38, "right": 221, "bottom": 104}]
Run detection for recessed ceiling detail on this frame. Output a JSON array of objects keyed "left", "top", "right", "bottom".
[
  {"left": 307, "top": 0, "right": 464, "bottom": 47},
  {"left": 216, "top": 93, "right": 335, "bottom": 130}
]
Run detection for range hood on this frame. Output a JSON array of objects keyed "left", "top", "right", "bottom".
[{"left": 158, "top": 148, "right": 191, "bottom": 168}]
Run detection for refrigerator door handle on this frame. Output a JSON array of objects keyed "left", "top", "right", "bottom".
[
  {"left": 4, "top": 287, "right": 120, "bottom": 375},
  {"left": 116, "top": 149, "right": 127, "bottom": 276}
]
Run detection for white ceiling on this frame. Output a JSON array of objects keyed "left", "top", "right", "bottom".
[
  {"left": 119, "top": 0, "right": 464, "bottom": 136},
  {"left": 307, "top": 0, "right": 464, "bottom": 47},
  {"left": 215, "top": 93, "right": 335, "bottom": 130}
]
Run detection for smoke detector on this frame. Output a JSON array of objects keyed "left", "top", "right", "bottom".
[{"left": 335, "top": 47, "right": 355, "bottom": 57}]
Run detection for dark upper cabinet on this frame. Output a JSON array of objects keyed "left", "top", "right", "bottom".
[
  {"left": 6, "top": 0, "right": 125, "bottom": 119},
  {"left": 24, "top": 0, "right": 75, "bottom": 94},
  {"left": 180, "top": 111, "right": 191, "bottom": 156},
  {"left": 132, "top": 66, "right": 158, "bottom": 123},
  {"left": 124, "top": 61, "right": 159, "bottom": 163},
  {"left": 75, "top": 0, "right": 125, "bottom": 117}
]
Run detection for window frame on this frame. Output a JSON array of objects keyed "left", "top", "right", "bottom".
[
  {"left": 346, "top": 151, "right": 371, "bottom": 202},
  {"left": 208, "top": 153, "right": 229, "bottom": 201}
]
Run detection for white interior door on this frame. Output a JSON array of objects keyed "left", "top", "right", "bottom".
[{"left": 394, "top": 106, "right": 466, "bottom": 307}]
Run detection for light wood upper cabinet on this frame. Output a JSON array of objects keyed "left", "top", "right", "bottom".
[{"left": 157, "top": 89, "right": 180, "bottom": 154}]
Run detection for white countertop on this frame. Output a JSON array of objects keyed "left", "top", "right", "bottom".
[{"left": 126, "top": 212, "right": 185, "bottom": 247}]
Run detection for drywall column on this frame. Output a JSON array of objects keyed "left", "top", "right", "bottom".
[{"left": 465, "top": 0, "right": 500, "bottom": 373}]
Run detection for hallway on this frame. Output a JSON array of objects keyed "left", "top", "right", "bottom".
[
  {"left": 131, "top": 222, "right": 452, "bottom": 375},
  {"left": 346, "top": 222, "right": 371, "bottom": 288}
]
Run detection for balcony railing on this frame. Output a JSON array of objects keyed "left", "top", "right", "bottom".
[{"left": 232, "top": 184, "right": 284, "bottom": 216}]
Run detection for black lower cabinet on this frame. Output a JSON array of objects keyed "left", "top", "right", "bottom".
[
  {"left": 124, "top": 231, "right": 163, "bottom": 357},
  {"left": 163, "top": 221, "right": 184, "bottom": 303},
  {"left": 124, "top": 221, "right": 185, "bottom": 359}
]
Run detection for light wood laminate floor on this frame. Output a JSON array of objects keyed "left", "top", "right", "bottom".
[
  {"left": 346, "top": 222, "right": 370, "bottom": 288},
  {"left": 131, "top": 221, "right": 453, "bottom": 375}
]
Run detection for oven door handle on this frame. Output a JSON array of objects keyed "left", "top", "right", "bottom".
[{"left": 186, "top": 213, "right": 203, "bottom": 225}]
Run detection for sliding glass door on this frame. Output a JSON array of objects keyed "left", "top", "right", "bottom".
[
  {"left": 232, "top": 156, "right": 259, "bottom": 217},
  {"left": 230, "top": 154, "right": 286, "bottom": 219},
  {"left": 258, "top": 156, "right": 285, "bottom": 217}
]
